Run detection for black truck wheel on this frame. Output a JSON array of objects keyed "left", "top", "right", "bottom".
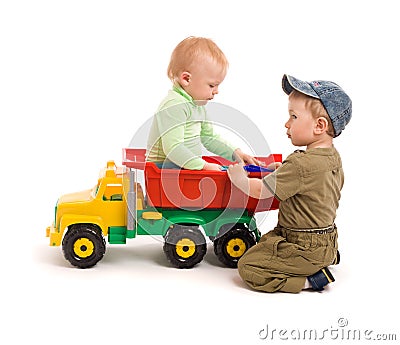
[
  {"left": 163, "top": 225, "right": 206, "bottom": 268},
  {"left": 62, "top": 224, "right": 106, "bottom": 268},
  {"left": 214, "top": 226, "right": 256, "bottom": 268}
]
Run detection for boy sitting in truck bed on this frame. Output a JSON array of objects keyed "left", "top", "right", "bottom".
[{"left": 146, "top": 36, "right": 259, "bottom": 170}]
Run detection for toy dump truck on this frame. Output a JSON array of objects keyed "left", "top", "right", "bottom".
[{"left": 46, "top": 148, "right": 281, "bottom": 268}]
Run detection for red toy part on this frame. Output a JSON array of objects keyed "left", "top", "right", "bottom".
[
  {"left": 122, "top": 148, "right": 146, "bottom": 169},
  {"left": 122, "top": 148, "right": 281, "bottom": 213}
]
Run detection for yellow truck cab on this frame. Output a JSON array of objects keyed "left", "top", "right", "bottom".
[{"left": 46, "top": 161, "right": 130, "bottom": 267}]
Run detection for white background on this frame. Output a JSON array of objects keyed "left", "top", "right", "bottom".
[{"left": 1, "top": 0, "right": 399, "bottom": 344}]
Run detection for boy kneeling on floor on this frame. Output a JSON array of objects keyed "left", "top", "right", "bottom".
[{"left": 228, "top": 74, "right": 352, "bottom": 293}]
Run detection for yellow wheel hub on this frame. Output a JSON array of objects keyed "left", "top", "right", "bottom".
[
  {"left": 226, "top": 238, "right": 246, "bottom": 258},
  {"left": 176, "top": 238, "right": 196, "bottom": 258},
  {"left": 74, "top": 238, "right": 94, "bottom": 258}
]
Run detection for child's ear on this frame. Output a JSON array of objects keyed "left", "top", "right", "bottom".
[
  {"left": 179, "top": 71, "right": 191, "bottom": 86},
  {"left": 314, "top": 117, "right": 329, "bottom": 134}
]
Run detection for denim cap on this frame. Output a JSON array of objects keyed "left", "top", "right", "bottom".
[{"left": 282, "top": 74, "right": 352, "bottom": 137}]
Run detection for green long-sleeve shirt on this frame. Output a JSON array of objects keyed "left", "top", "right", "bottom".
[{"left": 146, "top": 85, "right": 238, "bottom": 170}]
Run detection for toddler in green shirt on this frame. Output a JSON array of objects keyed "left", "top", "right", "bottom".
[{"left": 147, "top": 36, "right": 259, "bottom": 170}]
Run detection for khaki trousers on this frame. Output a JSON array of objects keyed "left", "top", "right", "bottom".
[{"left": 238, "top": 226, "right": 338, "bottom": 293}]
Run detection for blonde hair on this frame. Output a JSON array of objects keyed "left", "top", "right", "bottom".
[
  {"left": 290, "top": 90, "right": 335, "bottom": 137},
  {"left": 167, "top": 36, "right": 229, "bottom": 81}
]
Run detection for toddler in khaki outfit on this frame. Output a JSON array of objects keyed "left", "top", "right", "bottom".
[{"left": 228, "top": 74, "right": 352, "bottom": 292}]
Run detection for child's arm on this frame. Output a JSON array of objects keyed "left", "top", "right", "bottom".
[
  {"left": 199, "top": 116, "right": 263, "bottom": 166},
  {"left": 200, "top": 125, "right": 262, "bottom": 166},
  {"left": 227, "top": 163, "right": 274, "bottom": 199},
  {"left": 203, "top": 162, "right": 222, "bottom": 171}
]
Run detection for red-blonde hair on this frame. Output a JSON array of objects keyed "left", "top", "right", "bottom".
[{"left": 167, "top": 36, "right": 229, "bottom": 81}]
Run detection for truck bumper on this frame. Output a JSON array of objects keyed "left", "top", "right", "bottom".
[{"left": 46, "top": 223, "right": 62, "bottom": 246}]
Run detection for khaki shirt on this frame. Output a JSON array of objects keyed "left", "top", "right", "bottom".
[{"left": 263, "top": 147, "right": 344, "bottom": 229}]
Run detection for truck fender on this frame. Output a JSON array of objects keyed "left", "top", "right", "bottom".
[
  {"left": 56, "top": 215, "right": 107, "bottom": 245},
  {"left": 163, "top": 214, "right": 208, "bottom": 236},
  {"left": 213, "top": 215, "right": 256, "bottom": 238},
  {"left": 165, "top": 214, "right": 207, "bottom": 227}
]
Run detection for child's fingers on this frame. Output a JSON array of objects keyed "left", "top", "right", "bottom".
[
  {"left": 267, "top": 162, "right": 282, "bottom": 170},
  {"left": 227, "top": 162, "right": 244, "bottom": 176},
  {"left": 254, "top": 158, "right": 265, "bottom": 166},
  {"left": 247, "top": 157, "right": 265, "bottom": 166},
  {"left": 235, "top": 156, "right": 244, "bottom": 164}
]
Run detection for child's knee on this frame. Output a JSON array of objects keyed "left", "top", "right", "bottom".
[
  {"left": 237, "top": 254, "right": 248, "bottom": 277},
  {"left": 237, "top": 257, "right": 263, "bottom": 287},
  {"left": 237, "top": 251, "right": 268, "bottom": 285}
]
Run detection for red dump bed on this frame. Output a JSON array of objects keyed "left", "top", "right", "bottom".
[{"left": 122, "top": 148, "right": 281, "bottom": 213}]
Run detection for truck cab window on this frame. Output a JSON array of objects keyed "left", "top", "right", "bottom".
[{"left": 103, "top": 184, "right": 123, "bottom": 201}]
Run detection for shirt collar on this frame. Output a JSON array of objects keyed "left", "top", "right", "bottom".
[{"left": 172, "top": 84, "right": 195, "bottom": 104}]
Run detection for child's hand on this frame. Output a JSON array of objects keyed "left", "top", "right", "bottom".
[
  {"left": 227, "top": 162, "right": 248, "bottom": 185},
  {"left": 266, "top": 162, "right": 282, "bottom": 171},
  {"left": 233, "top": 148, "right": 264, "bottom": 166},
  {"left": 203, "top": 162, "right": 222, "bottom": 171},
  {"left": 228, "top": 162, "right": 274, "bottom": 199}
]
